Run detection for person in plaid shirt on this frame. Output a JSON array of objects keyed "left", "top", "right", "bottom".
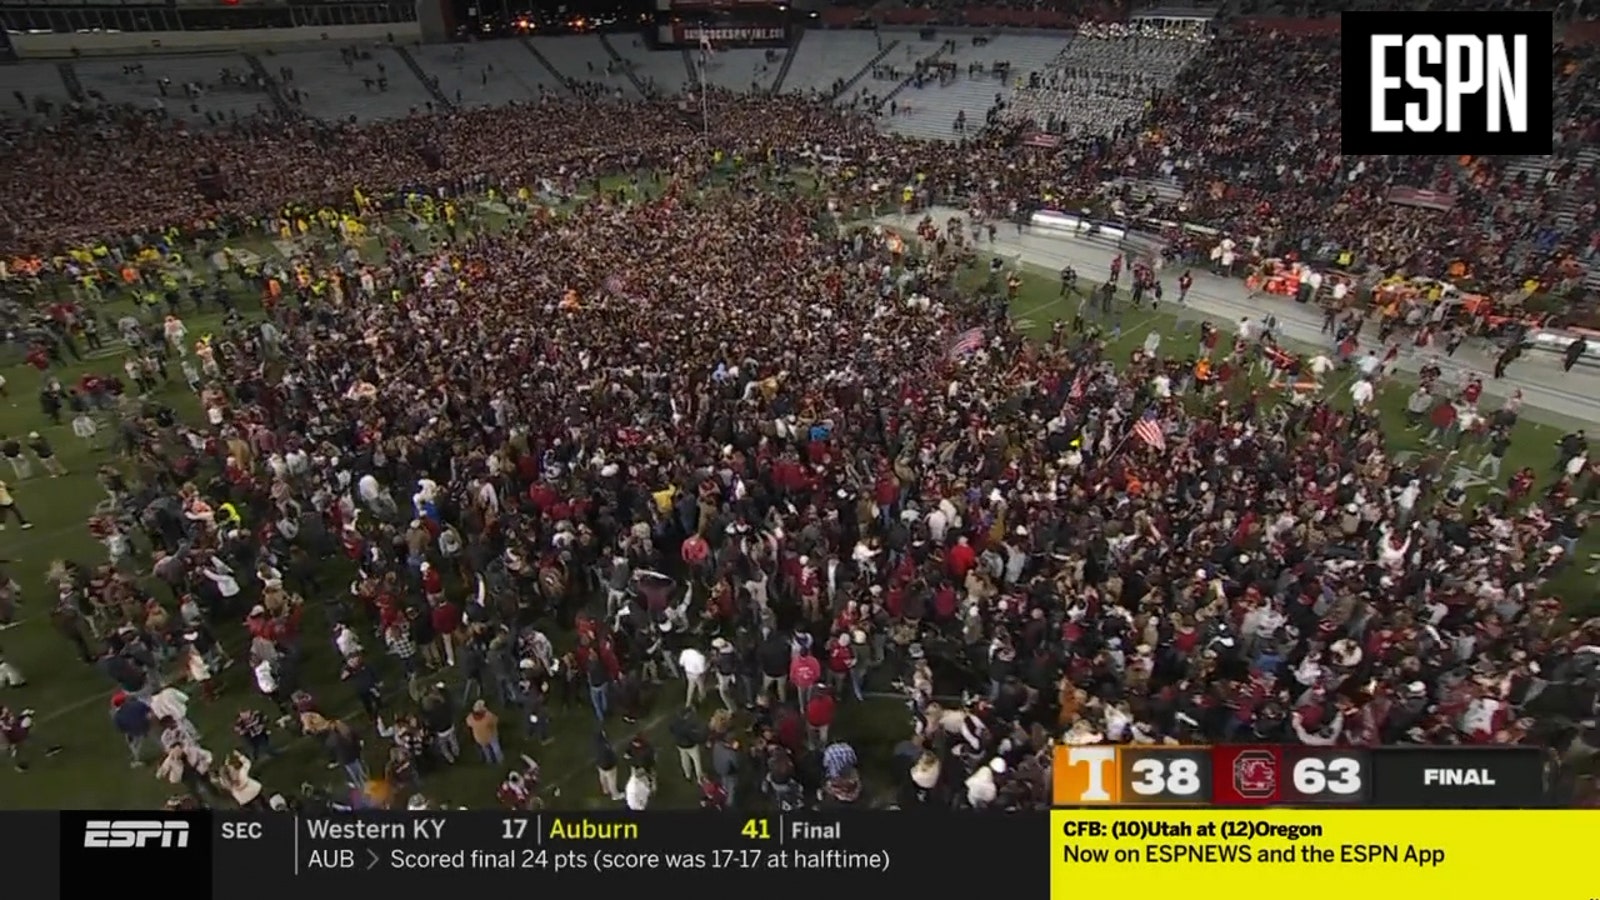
[
  {"left": 233, "top": 708, "right": 276, "bottom": 761},
  {"left": 821, "top": 741, "right": 857, "bottom": 781},
  {"left": 385, "top": 621, "right": 418, "bottom": 679}
]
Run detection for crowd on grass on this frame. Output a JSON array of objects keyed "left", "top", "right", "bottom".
[{"left": 1, "top": 27, "right": 1599, "bottom": 813}]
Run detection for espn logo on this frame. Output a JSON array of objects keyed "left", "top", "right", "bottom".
[
  {"left": 1342, "top": 11, "right": 1553, "bottom": 155},
  {"left": 83, "top": 820, "right": 191, "bottom": 849}
]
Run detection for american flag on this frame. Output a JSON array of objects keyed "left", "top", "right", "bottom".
[
  {"left": 946, "top": 326, "right": 985, "bottom": 360},
  {"left": 1132, "top": 408, "right": 1166, "bottom": 451},
  {"left": 699, "top": 32, "right": 716, "bottom": 57},
  {"left": 1067, "top": 371, "right": 1086, "bottom": 403}
]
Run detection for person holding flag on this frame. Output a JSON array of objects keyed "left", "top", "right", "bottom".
[{"left": 1131, "top": 408, "right": 1166, "bottom": 452}]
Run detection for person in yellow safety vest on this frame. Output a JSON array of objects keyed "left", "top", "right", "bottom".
[{"left": 218, "top": 502, "right": 243, "bottom": 530}]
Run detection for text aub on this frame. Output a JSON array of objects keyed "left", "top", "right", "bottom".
[
  {"left": 1369, "top": 34, "right": 1528, "bottom": 134},
  {"left": 83, "top": 821, "right": 191, "bottom": 849}
]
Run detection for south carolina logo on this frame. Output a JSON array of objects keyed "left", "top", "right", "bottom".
[{"left": 1232, "top": 750, "right": 1278, "bottom": 798}]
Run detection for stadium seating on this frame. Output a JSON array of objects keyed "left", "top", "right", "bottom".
[
  {"left": 607, "top": 36, "right": 693, "bottom": 97},
  {"left": 878, "top": 33, "right": 1066, "bottom": 140},
  {"left": 692, "top": 49, "right": 782, "bottom": 93},
  {"left": 0, "top": 63, "right": 73, "bottom": 120},
  {"left": 1007, "top": 22, "right": 1204, "bottom": 138},
  {"left": 778, "top": 30, "right": 884, "bottom": 100},
  {"left": 272, "top": 46, "right": 436, "bottom": 122},
  {"left": 74, "top": 54, "right": 275, "bottom": 125},
  {"left": 409, "top": 41, "right": 564, "bottom": 109},
  {"left": 528, "top": 34, "right": 627, "bottom": 94}
]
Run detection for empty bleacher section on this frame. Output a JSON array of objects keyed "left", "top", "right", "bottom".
[
  {"left": 74, "top": 54, "right": 275, "bottom": 126},
  {"left": 528, "top": 35, "right": 628, "bottom": 97},
  {"left": 778, "top": 30, "right": 886, "bottom": 100},
  {"left": 843, "top": 34, "right": 943, "bottom": 110},
  {"left": 690, "top": 48, "right": 783, "bottom": 93},
  {"left": 408, "top": 42, "right": 561, "bottom": 109},
  {"left": 877, "top": 32, "right": 1068, "bottom": 141},
  {"left": 0, "top": 63, "right": 73, "bottom": 119},
  {"left": 1007, "top": 20, "right": 1207, "bottom": 138},
  {"left": 607, "top": 36, "right": 692, "bottom": 97},
  {"left": 271, "top": 46, "right": 434, "bottom": 123}
]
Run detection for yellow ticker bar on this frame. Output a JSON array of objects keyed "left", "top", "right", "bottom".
[{"left": 1049, "top": 810, "right": 1590, "bottom": 898}]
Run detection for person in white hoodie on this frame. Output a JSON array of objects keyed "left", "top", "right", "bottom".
[
  {"left": 217, "top": 750, "right": 267, "bottom": 809},
  {"left": 202, "top": 556, "right": 240, "bottom": 602},
  {"left": 964, "top": 757, "right": 1005, "bottom": 808},
  {"left": 624, "top": 765, "right": 654, "bottom": 810},
  {"left": 334, "top": 623, "right": 363, "bottom": 661}
]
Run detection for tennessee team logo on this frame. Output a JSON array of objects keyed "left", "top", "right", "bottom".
[{"left": 1232, "top": 751, "right": 1278, "bottom": 798}]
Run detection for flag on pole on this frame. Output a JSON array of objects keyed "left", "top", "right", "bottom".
[
  {"left": 699, "top": 32, "right": 715, "bottom": 57},
  {"left": 1132, "top": 408, "right": 1165, "bottom": 450},
  {"left": 946, "top": 326, "right": 985, "bottom": 360}
]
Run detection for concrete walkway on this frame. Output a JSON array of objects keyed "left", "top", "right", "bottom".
[{"left": 879, "top": 208, "right": 1600, "bottom": 431}]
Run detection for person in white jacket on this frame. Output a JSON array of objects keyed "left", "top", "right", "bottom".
[
  {"left": 202, "top": 557, "right": 240, "bottom": 601},
  {"left": 624, "top": 765, "right": 654, "bottom": 810},
  {"left": 216, "top": 751, "right": 266, "bottom": 809},
  {"left": 148, "top": 686, "right": 194, "bottom": 732}
]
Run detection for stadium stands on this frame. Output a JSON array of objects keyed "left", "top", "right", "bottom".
[
  {"left": 409, "top": 41, "right": 564, "bottom": 109},
  {"left": 272, "top": 45, "right": 437, "bottom": 122},
  {"left": 0, "top": 63, "right": 72, "bottom": 120},
  {"left": 778, "top": 29, "right": 885, "bottom": 100},
  {"left": 878, "top": 33, "right": 1062, "bottom": 140},
  {"left": 74, "top": 54, "right": 275, "bottom": 126},
  {"left": 1007, "top": 21, "right": 1205, "bottom": 138},
  {"left": 529, "top": 34, "right": 629, "bottom": 95},
  {"left": 691, "top": 48, "right": 782, "bottom": 93},
  {"left": 607, "top": 36, "right": 692, "bottom": 97}
]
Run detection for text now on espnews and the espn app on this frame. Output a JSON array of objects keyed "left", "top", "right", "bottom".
[{"left": 1341, "top": 11, "right": 1554, "bottom": 155}]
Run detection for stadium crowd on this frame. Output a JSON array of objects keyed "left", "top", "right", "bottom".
[{"left": 1, "top": 26, "right": 1599, "bottom": 813}]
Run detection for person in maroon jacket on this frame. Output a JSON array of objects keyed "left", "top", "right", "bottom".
[{"left": 805, "top": 685, "right": 836, "bottom": 748}]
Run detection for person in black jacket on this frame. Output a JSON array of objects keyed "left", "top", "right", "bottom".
[
  {"left": 757, "top": 633, "right": 789, "bottom": 703},
  {"left": 594, "top": 729, "right": 623, "bottom": 801},
  {"left": 418, "top": 684, "right": 459, "bottom": 763},
  {"left": 669, "top": 707, "right": 708, "bottom": 782},
  {"left": 625, "top": 732, "right": 655, "bottom": 776}
]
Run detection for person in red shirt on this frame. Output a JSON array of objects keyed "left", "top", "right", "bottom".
[
  {"left": 805, "top": 685, "right": 836, "bottom": 747},
  {"left": 420, "top": 562, "right": 443, "bottom": 603},
  {"left": 430, "top": 597, "right": 461, "bottom": 667},
  {"left": 246, "top": 605, "right": 282, "bottom": 644},
  {"left": 789, "top": 648, "right": 821, "bottom": 707},
  {"left": 681, "top": 533, "right": 710, "bottom": 572},
  {"left": 826, "top": 634, "right": 862, "bottom": 700},
  {"left": 947, "top": 536, "right": 976, "bottom": 579}
]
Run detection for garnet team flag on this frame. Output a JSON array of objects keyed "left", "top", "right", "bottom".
[{"left": 1132, "top": 408, "right": 1165, "bottom": 450}]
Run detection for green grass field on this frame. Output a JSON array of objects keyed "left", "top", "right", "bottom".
[{"left": 0, "top": 179, "right": 1593, "bottom": 811}]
